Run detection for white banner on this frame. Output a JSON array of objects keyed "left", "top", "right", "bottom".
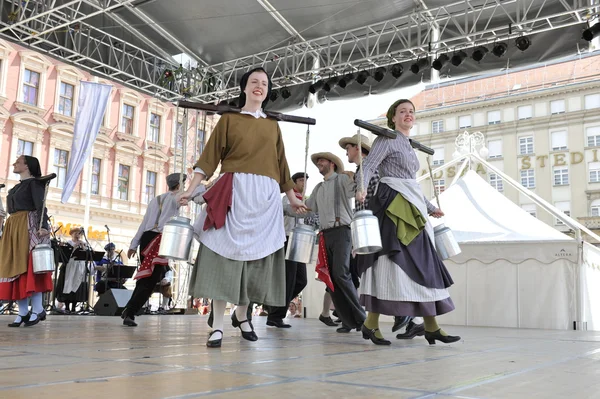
[{"left": 61, "top": 81, "right": 112, "bottom": 204}]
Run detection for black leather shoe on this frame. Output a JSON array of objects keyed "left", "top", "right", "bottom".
[
  {"left": 392, "top": 316, "right": 411, "bottom": 332},
  {"left": 206, "top": 330, "right": 223, "bottom": 348},
  {"left": 8, "top": 314, "right": 30, "bottom": 328},
  {"left": 266, "top": 319, "right": 291, "bottom": 328},
  {"left": 207, "top": 309, "right": 213, "bottom": 328},
  {"left": 39, "top": 310, "right": 47, "bottom": 321},
  {"left": 24, "top": 313, "right": 42, "bottom": 327},
  {"left": 336, "top": 325, "right": 352, "bottom": 333},
  {"left": 231, "top": 312, "right": 258, "bottom": 341},
  {"left": 396, "top": 321, "right": 425, "bottom": 339},
  {"left": 319, "top": 315, "right": 339, "bottom": 327},
  {"left": 123, "top": 316, "right": 138, "bottom": 327},
  {"left": 361, "top": 325, "right": 391, "bottom": 346},
  {"left": 424, "top": 329, "right": 461, "bottom": 345}
]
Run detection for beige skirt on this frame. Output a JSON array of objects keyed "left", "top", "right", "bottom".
[
  {"left": 189, "top": 243, "right": 286, "bottom": 307},
  {"left": 0, "top": 212, "right": 31, "bottom": 279}
]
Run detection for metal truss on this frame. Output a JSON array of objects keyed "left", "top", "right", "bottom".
[{"left": 0, "top": 0, "right": 596, "bottom": 103}]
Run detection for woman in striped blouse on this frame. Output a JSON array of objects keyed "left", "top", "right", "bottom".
[{"left": 356, "top": 99, "right": 460, "bottom": 345}]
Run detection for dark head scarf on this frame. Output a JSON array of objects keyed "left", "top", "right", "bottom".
[
  {"left": 238, "top": 67, "right": 272, "bottom": 109},
  {"left": 24, "top": 155, "right": 42, "bottom": 178},
  {"left": 104, "top": 243, "right": 116, "bottom": 251},
  {"left": 386, "top": 99, "right": 416, "bottom": 130}
]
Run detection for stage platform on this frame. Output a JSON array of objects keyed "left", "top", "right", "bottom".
[{"left": 0, "top": 315, "right": 599, "bottom": 398}]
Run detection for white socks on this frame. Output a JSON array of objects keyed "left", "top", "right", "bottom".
[
  {"left": 209, "top": 300, "right": 227, "bottom": 341},
  {"left": 321, "top": 292, "right": 333, "bottom": 317},
  {"left": 31, "top": 293, "right": 43, "bottom": 314},
  {"left": 235, "top": 305, "right": 252, "bottom": 333},
  {"left": 161, "top": 297, "right": 169, "bottom": 309},
  {"left": 15, "top": 298, "right": 29, "bottom": 323}
]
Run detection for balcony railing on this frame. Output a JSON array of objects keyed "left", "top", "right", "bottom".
[{"left": 578, "top": 217, "right": 600, "bottom": 230}]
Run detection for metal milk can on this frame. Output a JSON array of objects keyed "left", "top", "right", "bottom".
[
  {"left": 433, "top": 223, "right": 461, "bottom": 260},
  {"left": 159, "top": 216, "right": 194, "bottom": 261},
  {"left": 286, "top": 224, "right": 317, "bottom": 264},
  {"left": 351, "top": 210, "right": 382, "bottom": 255},
  {"left": 32, "top": 244, "right": 55, "bottom": 274}
]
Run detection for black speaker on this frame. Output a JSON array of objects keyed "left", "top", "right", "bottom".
[{"left": 93, "top": 289, "right": 132, "bottom": 316}]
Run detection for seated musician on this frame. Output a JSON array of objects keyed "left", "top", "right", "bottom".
[{"left": 94, "top": 243, "right": 126, "bottom": 295}]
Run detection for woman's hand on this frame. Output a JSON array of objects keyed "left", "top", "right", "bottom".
[
  {"left": 38, "top": 228, "right": 49, "bottom": 237},
  {"left": 178, "top": 192, "right": 192, "bottom": 206},
  {"left": 289, "top": 197, "right": 308, "bottom": 214},
  {"left": 430, "top": 208, "right": 444, "bottom": 218},
  {"left": 355, "top": 190, "right": 366, "bottom": 203}
]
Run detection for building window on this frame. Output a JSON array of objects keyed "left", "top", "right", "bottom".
[
  {"left": 550, "top": 99, "right": 565, "bottom": 114},
  {"left": 121, "top": 104, "right": 134, "bottom": 134},
  {"left": 489, "top": 173, "right": 503, "bottom": 192},
  {"left": 432, "top": 120, "right": 444, "bottom": 134},
  {"left": 587, "top": 126, "right": 600, "bottom": 147},
  {"left": 53, "top": 149, "right": 68, "bottom": 189},
  {"left": 519, "top": 136, "right": 534, "bottom": 155},
  {"left": 458, "top": 115, "right": 471, "bottom": 129},
  {"left": 592, "top": 200, "right": 600, "bottom": 217},
  {"left": 520, "top": 169, "right": 535, "bottom": 188},
  {"left": 488, "top": 139, "right": 502, "bottom": 159},
  {"left": 432, "top": 148, "right": 445, "bottom": 166},
  {"left": 522, "top": 204, "right": 537, "bottom": 218},
  {"left": 434, "top": 179, "right": 445, "bottom": 196},
  {"left": 117, "top": 164, "right": 130, "bottom": 201},
  {"left": 145, "top": 171, "right": 157, "bottom": 204},
  {"left": 487, "top": 110, "right": 501, "bottom": 125},
  {"left": 554, "top": 201, "right": 570, "bottom": 226},
  {"left": 517, "top": 105, "right": 533, "bottom": 120},
  {"left": 17, "top": 139, "right": 33, "bottom": 156},
  {"left": 553, "top": 167, "right": 569, "bottom": 186},
  {"left": 590, "top": 162, "right": 600, "bottom": 183},
  {"left": 91, "top": 158, "right": 101, "bottom": 195},
  {"left": 585, "top": 94, "right": 600, "bottom": 110},
  {"left": 148, "top": 113, "right": 161, "bottom": 142},
  {"left": 550, "top": 130, "right": 567, "bottom": 151},
  {"left": 58, "top": 82, "right": 74, "bottom": 117},
  {"left": 196, "top": 129, "right": 205, "bottom": 156},
  {"left": 22, "top": 69, "right": 40, "bottom": 106}
]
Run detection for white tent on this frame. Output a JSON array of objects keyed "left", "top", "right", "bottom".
[{"left": 431, "top": 170, "right": 600, "bottom": 330}]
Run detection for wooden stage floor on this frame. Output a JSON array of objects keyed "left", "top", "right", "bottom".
[{"left": 1, "top": 314, "right": 599, "bottom": 398}]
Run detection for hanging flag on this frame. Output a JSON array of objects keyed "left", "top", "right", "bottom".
[{"left": 61, "top": 81, "right": 112, "bottom": 204}]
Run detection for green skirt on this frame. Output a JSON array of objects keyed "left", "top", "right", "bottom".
[{"left": 188, "top": 244, "right": 286, "bottom": 306}]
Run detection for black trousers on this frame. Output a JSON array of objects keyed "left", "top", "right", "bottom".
[
  {"left": 267, "top": 238, "right": 307, "bottom": 322},
  {"left": 124, "top": 231, "right": 167, "bottom": 317},
  {"left": 323, "top": 226, "right": 366, "bottom": 328}
]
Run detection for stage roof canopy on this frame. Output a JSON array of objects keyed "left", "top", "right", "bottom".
[{"left": 1, "top": 0, "right": 597, "bottom": 110}]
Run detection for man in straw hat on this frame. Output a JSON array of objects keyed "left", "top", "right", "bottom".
[
  {"left": 287, "top": 152, "right": 366, "bottom": 333},
  {"left": 121, "top": 173, "right": 204, "bottom": 327}
]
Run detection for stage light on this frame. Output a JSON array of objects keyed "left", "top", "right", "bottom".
[
  {"left": 432, "top": 54, "right": 450, "bottom": 71},
  {"left": 308, "top": 80, "right": 324, "bottom": 94},
  {"left": 323, "top": 77, "right": 339, "bottom": 92},
  {"left": 515, "top": 36, "right": 531, "bottom": 51},
  {"left": 583, "top": 22, "right": 600, "bottom": 42},
  {"left": 356, "top": 70, "right": 370, "bottom": 85},
  {"left": 281, "top": 87, "right": 291, "bottom": 99},
  {"left": 410, "top": 58, "right": 429, "bottom": 74},
  {"left": 451, "top": 50, "right": 467, "bottom": 66},
  {"left": 338, "top": 73, "right": 354, "bottom": 88},
  {"left": 270, "top": 90, "right": 279, "bottom": 102},
  {"left": 492, "top": 42, "right": 508, "bottom": 57},
  {"left": 373, "top": 67, "right": 386, "bottom": 82},
  {"left": 472, "top": 46, "right": 489, "bottom": 62},
  {"left": 390, "top": 63, "right": 403, "bottom": 78}
]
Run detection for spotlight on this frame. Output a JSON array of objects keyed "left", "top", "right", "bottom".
[
  {"left": 373, "top": 67, "right": 386, "bottom": 82},
  {"left": 472, "top": 46, "right": 489, "bottom": 62},
  {"left": 281, "top": 87, "right": 291, "bottom": 99},
  {"left": 323, "top": 77, "right": 339, "bottom": 92},
  {"left": 356, "top": 70, "right": 370, "bottom": 85},
  {"left": 492, "top": 42, "right": 508, "bottom": 57},
  {"left": 515, "top": 36, "right": 531, "bottom": 51},
  {"left": 338, "top": 73, "right": 354, "bottom": 88},
  {"left": 410, "top": 58, "right": 429, "bottom": 74},
  {"left": 269, "top": 90, "right": 279, "bottom": 102},
  {"left": 432, "top": 54, "right": 450, "bottom": 71},
  {"left": 390, "top": 63, "right": 403, "bottom": 78},
  {"left": 451, "top": 50, "right": 467, "bottom": 66},
  {"left": 583, "top": 22, "right": 600, "bottom": 42},
  {"left": 308, "top": 80, "right": 324, "bottom": 94}
]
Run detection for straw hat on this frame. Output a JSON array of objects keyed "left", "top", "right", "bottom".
[
  {"left": 338, "top": 133, "right": 371, "bottom": 153},
  {"left": 311, "top": 152, "right": 345, "bottom": 173}
]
